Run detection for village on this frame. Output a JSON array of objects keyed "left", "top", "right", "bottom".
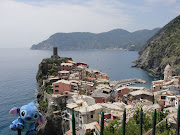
[{"left": 41, "top": 47, "right": 180, "bottom": 135}]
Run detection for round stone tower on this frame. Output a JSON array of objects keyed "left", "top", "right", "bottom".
[
  {"left": 53, "top": 47, "right": 58, "bottom": 55},
  {"left": 164, "top": 64, "right": 172, "bottom": 81}
]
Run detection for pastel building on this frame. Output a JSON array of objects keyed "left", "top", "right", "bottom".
[
  {"left": 78, "top": 81, "right": 95, "bottom": 94},
  {"left": 123, "top": 90, "right": 153, "bottom": 105},
  {"left": 60, "top": 63, "right": 74, "bottom": 71},
  {"left": 64, "top": 94, "right": 101, "bottom": 133},
  {"left": 74, "top": 104, "right": 103, "bottom": 132},
  {"left": 115, "top": 87, "right": 132, "bottom": 101},
  {"left": 164, "top": 64, "right": 172, "bottom": 81},
  {"left": 53, "top": 80, "right": 71, "bottom": 95},
  {"left": 66, "top": 60, "right": 77, "bottom": 66},
  {"left": 91, "top": 92, "right": 111, "bottom": 103},
  {"left": 116, "top": 86, "right": 147, "bottom": 100},
  {"left": 175, "top": 95, "right": 180, "bottom": 107},
  {"left": 58, "top": 71, "right": 70, "bottom": 80},
  {"left": 77, "top": 62, "right": 88, "bottom": 67},
  {"left": 151, "top": 80, "right": 164, "bottom": 91},
  {"left": 95, "top": 73, "right": 109, "bottom": 80}
]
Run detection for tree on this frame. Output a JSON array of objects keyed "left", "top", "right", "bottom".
[{"left": 104, "top": 109, "right": 170, "bottom": 135}]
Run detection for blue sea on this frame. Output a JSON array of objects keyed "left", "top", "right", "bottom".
[{"left": 0, "top": 48, "right": 157, "bottom": 135}]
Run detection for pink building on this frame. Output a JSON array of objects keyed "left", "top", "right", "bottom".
[
  {"left": 60, "top": 63, "right": 74, "bottom": 71},
  {"left": 116, "top": 87, "right": 131, "bottom": 101},
  {"left": 53, "top": 80, "right": 71, "bottom": 95},
  {"left": 58, "top": 71, "right": 70, "bottom": 80}
]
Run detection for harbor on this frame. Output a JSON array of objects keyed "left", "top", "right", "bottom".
[{"left": 110, "top": 78, "right": 147, "bottom": 89}]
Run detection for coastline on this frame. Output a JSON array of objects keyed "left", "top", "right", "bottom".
[{"left": 35, "top": 48, "right": 149, "bottom": 135}]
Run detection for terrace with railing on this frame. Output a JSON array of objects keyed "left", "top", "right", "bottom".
[{"left": 69, "top": 105, "right": 180, "bottom": 135}]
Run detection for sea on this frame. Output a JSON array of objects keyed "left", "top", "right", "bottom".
[{"left": 0, "top": 48, "right": 158, "bottom": 135}]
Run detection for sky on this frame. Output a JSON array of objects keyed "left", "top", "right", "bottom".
[{"left": 0, "top": 0, "right": 180, "bottom": 48}]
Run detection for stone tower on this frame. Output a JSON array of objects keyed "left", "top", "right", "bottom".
[
  {"left": 164, "top": 64, "right": 172, "bottom": 81},
  {"left": 53, "top": 47, "right": 58, "bottom": 55},
  {"left": 51, "top": 47, "right": 60, "bottom": 59}
]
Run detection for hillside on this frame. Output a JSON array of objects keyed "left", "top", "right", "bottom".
[
  {"left": 30, "top": 28, "right": 160, "bottom": 51},
  {"left": 135, "top": 15, "right": 180, "bottom": 76}
]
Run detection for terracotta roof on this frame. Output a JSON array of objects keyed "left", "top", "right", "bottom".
[
  {"left": 87, "top": 76, "right": 95, "bottom": 81},
  {"left": 95, "top": 124, "right": 100, "bottom": 132}
]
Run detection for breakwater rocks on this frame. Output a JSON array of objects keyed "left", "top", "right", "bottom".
[{"left": 110, "top": 78, "right": 147, "bottom": 89}]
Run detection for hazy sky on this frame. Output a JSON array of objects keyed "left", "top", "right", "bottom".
[{"left": 0, "top": 0, "right": 179, "bottom": 48}]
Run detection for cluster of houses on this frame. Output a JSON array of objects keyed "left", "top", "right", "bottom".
[
  {"left": 49, "top": 60, "right": 110, "bottom": 97},
  {"left": 42, "top": 49, "right": 180, "bottom": 135}
]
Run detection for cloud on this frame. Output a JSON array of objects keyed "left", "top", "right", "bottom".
[
  {"left": 172, "top": 5, "right": 180, "bottom": 14},
  {"left": 144, "top": 0, "right": 176, "bottom": 5},
  {"left": 0, "top": 0, "right": 178, "bottom": 48},
  {"left": 0, "top": 0, "right": 133, "bottom": 48}
]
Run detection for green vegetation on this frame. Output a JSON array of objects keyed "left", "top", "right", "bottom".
[
  {"left": 40, "top": 98, "right": 48, "bottom": 112},
  {"left": 43, "top": 85, "right": 53, "bottom": 94},
  {"left": 47, "top": 64, "right": 58, "bottom": 76},
  {"left": 136, "top": 15, "right": 180, "bottom": 75},
  {"left": 85, "top": 129, "right": 93, "bottom": 135},
  {"left": 104, "top": 109, "right": 169, "bottom": 135},
  {"left": 61, "top": 57, "right": 72, "bottom": 63},
  {"left": 31, "top": 28, "right": 160, "bottom": 51}
]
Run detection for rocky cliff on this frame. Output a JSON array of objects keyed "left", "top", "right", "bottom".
[
  {"left": 135, "top": 15, "right": 180, "bottom": 76},
  {"left": 36, "top": 54, "right": 72, "bottom": 135}
]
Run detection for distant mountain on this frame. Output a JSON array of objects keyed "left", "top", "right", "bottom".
[
  {"left": 135, "top": 15, "right": 180, "bottom": 76},
  {"left": 30, "top": 28, "right": 160, "bottom": 51}
]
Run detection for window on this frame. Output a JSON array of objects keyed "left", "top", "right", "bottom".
[
  {"left": 62, "top": 98, "right": 65, "bottom": 103},
  {"left": 118, "top": 90, "right": 122, "bottom": 93},
  {"left": 55, "top": 90, "right": 59, "bottom": 93},
  {"left": 91, "top": 115, "right": 93, "bottom": 118},
  {"left": 102, "top": 99, "right": 105, "bottom": 103},
  {"left": 55, "top": 85, "right": 59, "bottom": 88}
]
